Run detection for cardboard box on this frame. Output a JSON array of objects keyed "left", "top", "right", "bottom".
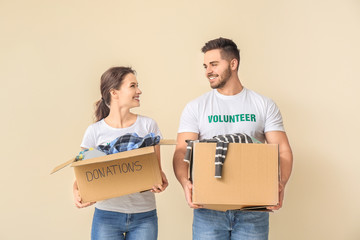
[
  {"left": 51, "top": 140, "right": 175, "bottom": 202},
  {"left": 192, "top": 143, "right": 279, "bottom": 211}
]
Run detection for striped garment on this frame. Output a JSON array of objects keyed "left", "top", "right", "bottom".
[{"left": 184, "top": 133, "right": 261, "bottom": 178}]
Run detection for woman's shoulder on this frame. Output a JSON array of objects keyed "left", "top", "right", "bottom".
[
  {"left": 134, "top": 115, "right": 161, "bottom": 136},
  {"left": 136, "top": 115, "right": 160, "bottom": 130},
  {"left": 84, "top": 119, "right": 106, "bottom": 133},
  {"left": 137, "top": 114, "right": 157, "bottom": 123}
]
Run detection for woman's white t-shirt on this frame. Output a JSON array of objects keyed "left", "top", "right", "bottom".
[{"left": 80, "top": 115, "right": 162, "bottom": 213}]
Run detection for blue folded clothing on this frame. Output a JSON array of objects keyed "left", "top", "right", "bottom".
[{"left": 97, "top": 133, "right": 161, "bottom": 155}]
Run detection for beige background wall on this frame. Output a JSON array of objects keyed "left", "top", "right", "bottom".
[{"left": 1, "top": 0, "right": 359, "bottom": 239}]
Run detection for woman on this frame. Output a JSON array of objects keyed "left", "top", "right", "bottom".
[{"left": 73, "top": 66, "right": 168, "bottom": 240}]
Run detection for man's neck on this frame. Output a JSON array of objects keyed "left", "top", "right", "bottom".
[{"left": 216, "top": 76, "right": 243, "bottom": 96}]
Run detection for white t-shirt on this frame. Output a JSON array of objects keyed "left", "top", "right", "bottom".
[
  {"left": 178, "top": 88, "right": 284, "bottom": 142},
  {"left": 80, "top": 115, "right": 162, "bottom": 213}
]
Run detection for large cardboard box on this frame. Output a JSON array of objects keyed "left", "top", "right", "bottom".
[
  {"left": 192, "top": 143, "right": 279, "bottom": 211},
  {"left": 51, "top": 140, "right": 175, "bottom": 202}
]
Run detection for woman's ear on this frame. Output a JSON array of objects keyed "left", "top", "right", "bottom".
[{"left": 109, "top": 89, "right": 118, "bottom": 99}]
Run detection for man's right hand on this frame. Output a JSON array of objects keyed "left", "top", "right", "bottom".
[
  {"left": 173, "top": 132, "right": 202, "bottom": 209},
  {"left": 182, "top": 179, "right": 203, "bottom": 209}
]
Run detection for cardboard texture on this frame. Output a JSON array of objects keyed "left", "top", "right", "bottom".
[
  {"left": 192, "top": 143, "right": 279, "bottom": 211},
  {"left": 51, "top": 140, "right": 176, "bottom": 202}
]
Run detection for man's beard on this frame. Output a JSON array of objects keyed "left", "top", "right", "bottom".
[{"left": 210, "top": 66, "right": 232, "bottom": 89}]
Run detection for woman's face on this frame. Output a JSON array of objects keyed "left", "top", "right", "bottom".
[{"left": 111, "top": 73, "right": 142, "bottom": 108}]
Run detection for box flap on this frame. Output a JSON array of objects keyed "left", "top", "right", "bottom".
[
  {"left": 50, "top": 158, "right": 75, "bottom": 174},
  {"left": 51, "top": 139, "right": 176, "bottom": 175},
  {"left": 71, "top": 146, "right": 155, "bottom": 167}
]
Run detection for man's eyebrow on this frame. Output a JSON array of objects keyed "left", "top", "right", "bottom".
[{"left": 203, "top": 61, "right": 219, "bottom": 67}]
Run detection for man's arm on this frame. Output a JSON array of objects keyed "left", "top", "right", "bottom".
[
  {"left": 265, "top": 131, "right": 293, "bottom": 210},
  {"left": 173, "top": 132, "right": 202, "bottom": 208}
]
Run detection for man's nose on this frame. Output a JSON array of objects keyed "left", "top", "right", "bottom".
[{"left": 206, "top": 66, "right": 213, "bottom": 75}]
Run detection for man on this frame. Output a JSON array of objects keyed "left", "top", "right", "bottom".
[{"left": 173, "top": 37, "right": 293, "bottom": 239}]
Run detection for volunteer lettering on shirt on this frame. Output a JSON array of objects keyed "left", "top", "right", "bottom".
[{"left": 208, "top": 114, "right": 256, "bottom": 123}]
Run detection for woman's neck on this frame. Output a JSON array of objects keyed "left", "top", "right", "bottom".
[{"left": 104, "top": 107, "right": 137, "bottom": 128}]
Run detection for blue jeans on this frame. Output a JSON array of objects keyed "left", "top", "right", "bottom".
[
  {"left": 193, "top": 208, "right": 269, "bottom": 240},
  {"left": 91, "top": 208, "right": 158, "bottom": 240}
]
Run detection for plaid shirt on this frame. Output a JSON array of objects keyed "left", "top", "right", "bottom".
[{"left": 97, "top": 133, "right": 160, "bottom": 155}]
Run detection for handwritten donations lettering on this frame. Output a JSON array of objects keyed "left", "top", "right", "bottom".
[
  {"left": 86, "top": 161, "right": 142, "bottom": 182},
  {"left": 208, "top": 114, "right": 256, "bottom": 123}
]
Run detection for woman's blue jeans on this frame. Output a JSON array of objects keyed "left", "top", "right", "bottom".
[
  {"left": 91, "top": 208, "right": 158, "bottom": 240},
  {"left": 193, "top": 208, "right": 269, "bottom": 240}
]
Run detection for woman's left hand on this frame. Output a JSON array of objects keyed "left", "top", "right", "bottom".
[{"left": 151, "top": 171, "right": 168, "bottom": 193}]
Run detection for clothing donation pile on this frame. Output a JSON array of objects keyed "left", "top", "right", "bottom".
[{"left": 76, "top": 133, "right": 160, "bottom": 161}]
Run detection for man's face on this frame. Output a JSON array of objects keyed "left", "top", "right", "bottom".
[{"left": 203, "top": 49, "right": 232, "bottom": 89}]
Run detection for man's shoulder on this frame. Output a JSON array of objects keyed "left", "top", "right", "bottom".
[
  {"left": 187, "top": 90, "right": 214, "bottom": 105},
  {"left": 245, "top": 88, "right": 274, "bottom": 103}
]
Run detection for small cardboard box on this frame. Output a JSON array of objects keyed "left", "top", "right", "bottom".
[
  {"left": 51, "top": 140, "right": 175, "bottom": 202},
  {"left": 192, "top": 143, "right": 279, "bottom": 211}
]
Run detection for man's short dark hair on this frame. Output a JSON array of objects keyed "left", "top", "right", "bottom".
[{"left": 201, "top": 37, "right": 240, "bottom": 66}]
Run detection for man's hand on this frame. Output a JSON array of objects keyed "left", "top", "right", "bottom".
[
  {"left": 265, "top": 131, "right": 293, "bottom": 211},
  {"left": 182, "top": 179, "right": 203, "bottom": 209},
  {"left": 173, "top": 132, "right": 202, "bottom": 209},
  {"left": 267, "top": 182, "right": 285, "bottom": 211}
]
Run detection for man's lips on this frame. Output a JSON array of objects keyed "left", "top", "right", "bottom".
[{"left": 208, "top": 75, "right": 218, "bottom": 80}]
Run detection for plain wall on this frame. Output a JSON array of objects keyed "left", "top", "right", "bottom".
[{"left": 1, "top": 0, "right": 359, "bottom": 239}]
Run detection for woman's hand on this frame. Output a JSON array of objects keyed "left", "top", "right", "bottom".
[
  {"left": 151, "top": 171, "right": 169, "bottom": 193},
  {"left": 73, "top": 180, "right": 96, "bottom": 208}
]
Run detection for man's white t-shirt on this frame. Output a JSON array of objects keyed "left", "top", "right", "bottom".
[
  {"left": 80, "top": 115, "right": 162, "bottom": 213},
  {"left": 178, "top": 88, "right": 284, "bottom": 142}
]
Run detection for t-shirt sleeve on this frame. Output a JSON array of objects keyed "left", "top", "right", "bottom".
[
  {"left": 149, "top": 118, "right": 163, "bottom": 139},
  {"left": 178, "top": 103, "right": 199, "bottom": 134},
  {"left": 264, "top": 100, "right": 285, "bottom": 133},
  {"left": 80, "top": 125, "right": 97, "bottom": 149}
]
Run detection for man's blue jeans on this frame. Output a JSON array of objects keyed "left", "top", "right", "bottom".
[
  {"left": 91, "top": 208, "right": 158, "bottom": 240},
  {"left": 193, "top": 208, "right": 269, "bottom": 240}
]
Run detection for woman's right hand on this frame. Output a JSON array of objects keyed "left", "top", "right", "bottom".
[{"left": 73, "top": 180, "right": 96, "bottom": 208}]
